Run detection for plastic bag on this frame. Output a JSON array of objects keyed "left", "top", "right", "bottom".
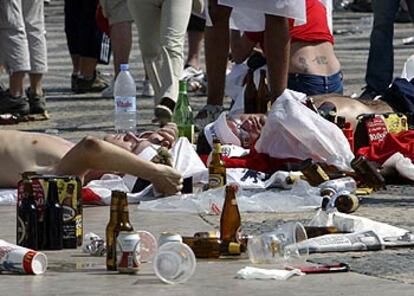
[
  {"left": 401, "top": 54, "right": 414, "bottom": 81},
  {"left": 255, "top": 89, "right": 354, "bottom": 171}
]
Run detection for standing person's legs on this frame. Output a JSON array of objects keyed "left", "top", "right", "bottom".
[
  {"left": 364, "top": 0, "right": 399, "bottom": 97},
  {"left": 264, "top": 14, "right": 290, "bottom": 102},
  {"left": 194, "top": 0, "right": 231, "bottom": 128},
  {"left": 157, "top": 0, "right": 192, "bottom": 107},
  {"left": 185, "top": 14, "right": 205, "bottom": 70},
  {"left": 0, "top": 0, "right": 30, "bottom": 115},
  {"left": 22, "top": 0, "right": 47, "bottom": 114},
  {"left": 204, "top": 0, "right": 231, "bottom": 106}
]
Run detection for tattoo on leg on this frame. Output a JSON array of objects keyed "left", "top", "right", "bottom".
[
  {"left": 298, "top": 57, "right": 309, "bottom": 73},
  {"left": 312, "top": 56, "right": 328, "bottom": 65}
]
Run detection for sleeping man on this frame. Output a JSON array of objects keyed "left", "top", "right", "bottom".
[{"left": 0, "top": 123, "right": 183, "bottom": 196}]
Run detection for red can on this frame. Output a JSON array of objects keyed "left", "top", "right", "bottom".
[{"left": 116, "top": 231, "right": 141, "bottom": 274}]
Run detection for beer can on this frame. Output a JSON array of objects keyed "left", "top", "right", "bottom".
[
  {"left": 158, "top": 232, "right": 182, "bottom": 247},
  {"left": 116, "top": 231, "right": 141, "bottom": 274},
  {"left": 0, "top": 239, "right": 47, "bottom": 275}
]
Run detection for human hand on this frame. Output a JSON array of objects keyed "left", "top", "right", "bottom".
[{"left": 150, "top": 164, "right": 183, "bottom": 196}]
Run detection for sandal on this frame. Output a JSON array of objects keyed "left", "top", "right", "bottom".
[{"left": 153, "top": 97, "right": 175, "bottom": 126}]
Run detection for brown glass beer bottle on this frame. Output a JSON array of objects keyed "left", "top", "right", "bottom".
[
  {"left": 182, "top": 237, "right": 244, "bottom": 258},
  {"left": 244, "top": 70, "right": 257, "bottom": 114},
  {"left": 208, "top": 140, "right": 227, "bottom": 189},
  {"left": 220, "top": 184, "right": 241, "bottom": 244},
  {"left": 44, "top": 179, "right": 63, "bottom": 250},
  {"left": 256, "top": 69, "right": 270, "bottom": 114},
  {"left": 300, "top": 158, "right": 330, "bottom": 186},
  {"left": 17, "top": 179, "right": 38, "bottom": 250},
  {"left": 118, "top": 193, "right": 134, "bottom": 232},
  {"left": 106, "top": 191, "right": 121, "bottom": 271},
  {"left": 350, "top": 155, "right": 385, "bottom": 190}
]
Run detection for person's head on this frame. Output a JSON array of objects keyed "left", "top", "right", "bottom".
[
  {"left": 103, "top": 123, "right": 178, "bottom": 154},
  {"left": 200, "top": 112, "right": 266, "bottom": 152}
]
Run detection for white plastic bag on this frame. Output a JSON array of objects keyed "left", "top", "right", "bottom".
[
  {"left": 255, "top": 89, "right": 354, "bottom": 171},
  {"left": 401, "top": 54, "right": 414, "bottom": 81},
  {"left": 382, "top": 152, "right": 414, "bottom": 182}
]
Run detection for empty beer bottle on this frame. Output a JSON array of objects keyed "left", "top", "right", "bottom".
[
  {"left": 44, "top": 179, "right": 63, "bottom": 250},
  {"left": 256, "top": 69, "right": 270, "bottom": 114},
  {"left": 351, "top": 155, "right": 385, "bottom": 190},
  {"left": 17, "top": 179, "right": 38, "bottom": 250},
  {"left": 106, "top": 191, "right": 122, "bottom": 271},
  {"left": 333, "top": 192, "right": 360, "bottom": 213},
  {"left": 208, "top": 140, "right": 227, "bottom": 189},
  {"left": 300, "top": 158, "right": 330, "bottom": 187},
  {"left": 220, "top": 184, "right": 241, "bottom": 244},
  {"left": 182, "top": 237, "right": 244, "bottom": 258},
  {"left": 244, "top": 70, "right": 257, "bottom": 114},
  {"left": 173, "top": 80, "right": 194, "bottom": 143},
  {"left": 118, "top": 193, "right": 134, "bottom": 232}
]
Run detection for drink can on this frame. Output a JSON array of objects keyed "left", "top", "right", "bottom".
[
  {"left": 116, "top": 231, "right": 140, "bottom": 274},
  {"left": 0, "top": 239, "right": 47, "bottom": 275},
  {"left": 158, "top": 232, "right": 182, "bottom": 247}
]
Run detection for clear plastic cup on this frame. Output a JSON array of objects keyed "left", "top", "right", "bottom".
[
  {"left": 247, "top": 222, "right": 309, "bottom": 265},
  {"left": 153, "top": 242, "right": 196, "bottom": 284},
  {"left": 136, "top": 230, "right": 157, "bottom": 262}
]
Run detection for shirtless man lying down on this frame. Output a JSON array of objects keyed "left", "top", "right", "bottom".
[{"left": 0, "top": 123, "right": 183, "bottom": 196}]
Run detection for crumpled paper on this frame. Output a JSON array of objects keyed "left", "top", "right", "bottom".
[{"left": 235, "top": 266, "right": 304, "bottom": 280}]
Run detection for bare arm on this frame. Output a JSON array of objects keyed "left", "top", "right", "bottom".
[{"left": 53, "top": 136, "right": 183, "bottom": 195}]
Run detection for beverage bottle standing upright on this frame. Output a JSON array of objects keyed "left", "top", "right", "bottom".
[
  {"left": 208, "top": 140, "right": 227, "bottom": 189},
  {"left": 16, "top": 179, "right": 38, "bottom": 250},
  {"left": 256, "top": 69, "right": 270, "bottom": 114},
  {"left": 106, "top": 191, "right": 121, "bottom": 271},
  {"left": 114, "top": 64, "right": 137, "bottom": 133},
  {"left": 172, "top": 80, "right": 194, "bottom": 143},
  {"left": 244, "top": 70, "right": 257, "bottom": 114},
  {"left": 44, "top": 180, "right": 63, "bottom": 250},
  {"left": 220, "top": 184, "right": 241, "bottom": 244}
]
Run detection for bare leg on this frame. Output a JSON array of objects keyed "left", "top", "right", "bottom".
[
  {"left": 186, "top": 30, "right": 204, "bottom": 69},
  {"left": 9, "top": 71, "right": 26, "bottom": 97},
  {"left": 264, "top": 14, "right": 290, "bottom": 102},
  {"left": 79, "top": 57, "right": 98, "bottom": 79},
  {"left": 71, "top": 54, "right": 80, "bottom": 76},
  {"left": 205, "top": 0, "right": 232, "bottom": 106},
  {"left": 54, "top": 136, "right": 182, "bottom": 195},
  {"left": 29, "top": 73, "right": 43, "bottom": 96},
  {"left": 110, "top": 21, "right": 132, "bottom": 77}
]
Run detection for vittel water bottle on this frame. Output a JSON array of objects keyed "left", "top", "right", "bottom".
[{"left": 114, "top": 64, "right": 136, "bottom": 133}]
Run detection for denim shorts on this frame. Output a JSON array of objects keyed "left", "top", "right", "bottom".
[{"left": 288, "top": 71, "right": 344, "bottom": 96}]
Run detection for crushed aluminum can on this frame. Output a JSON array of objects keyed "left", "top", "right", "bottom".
[{"left": 82, "top": 232, "right": 106, "bottom": 256}]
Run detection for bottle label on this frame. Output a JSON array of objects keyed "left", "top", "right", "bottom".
[
  {"left": 115, "top": 96, "right": 136, "bottom": 112},
  {"left": 209, "top": 174, "right": 225, "bottom": 189}
]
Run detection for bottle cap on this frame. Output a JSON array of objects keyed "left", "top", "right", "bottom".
[{"left": 120, "top": 64, "right": 129, "bottom": 71}]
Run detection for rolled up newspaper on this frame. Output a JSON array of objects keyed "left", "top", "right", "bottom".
[
  {"left": 0, "top": 239, "right": 47, "bottom": 275},
  {"left": 295, "top": 230, "right": 383, "bottom": 253}
]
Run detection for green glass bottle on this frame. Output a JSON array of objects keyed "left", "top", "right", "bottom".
[{"left": 173, "top": 80, "right": 194, "bottom": 143}]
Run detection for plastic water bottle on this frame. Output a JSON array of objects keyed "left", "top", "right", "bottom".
[{"left": 114, "top": 64, "right": 136, "bottom": 133}]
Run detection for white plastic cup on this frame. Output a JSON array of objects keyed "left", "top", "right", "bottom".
[
  {"left": 0, "top": 239, "right": 47, "bottom": 275},
  {"left": 247, "top": 222, "right": 309, "bottom": 265},
  {"left": 153, "top": 242, "right": 196, "bottom": 284}
]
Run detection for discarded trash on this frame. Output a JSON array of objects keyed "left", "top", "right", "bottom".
[
  {"left": 153, "top": 242, "right": 196, "bottom": 284},
  {"left": 158, "top": 232, "right": 183, "bottom": 247},
  {"left": 235, "top": 266, "right": 304, "bottom": 280},
  {"left": 117, "top": 231, "right": 141, "bottom": 274},
  {"left": 0, "top": 239, "right": 47, "bottom": 275},
  {"left": 247, "top": 222, "right": 309, "bottom": 264},
  {"left": 319, "top": 177, "right": 357, "bottom": 197},
  {"left": 285, "top": 262, "right": 350, "bottom": 274},
  {"left": 136, "top": 230, "right": 157, "bottom": 262},
  {"left": 138, "top": 180, "right": 323, "bottom": 214},
  {"left": 295, "top": 230, "right": 383, "bottom": 253},
  {"left": 83, "top": 232, "right": 106, "bottom": 256}
]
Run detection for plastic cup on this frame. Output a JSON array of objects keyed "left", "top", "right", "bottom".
[
  {"left": 153, "top": 242, "right": 196, "bottom": 284},
  {"left": 247, "top": 222, "right": 309, "bottom": 265},
  {"left": 136, "top": 230, "right": 157, "bottom": 262}
]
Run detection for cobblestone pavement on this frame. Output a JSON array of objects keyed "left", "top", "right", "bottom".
[{"left": 0, "top": 0, "right": 414, "bottom": 292}]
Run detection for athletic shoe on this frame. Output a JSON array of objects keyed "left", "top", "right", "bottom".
[
  {"left": 181, "top": 65, "right": 204, "bottom": 81},
  {"left": 0, "top": 90, "right": 30, "bottom": 116},
  {"left": 26, "top": 88, "right": 46, "bottom": 114}
]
